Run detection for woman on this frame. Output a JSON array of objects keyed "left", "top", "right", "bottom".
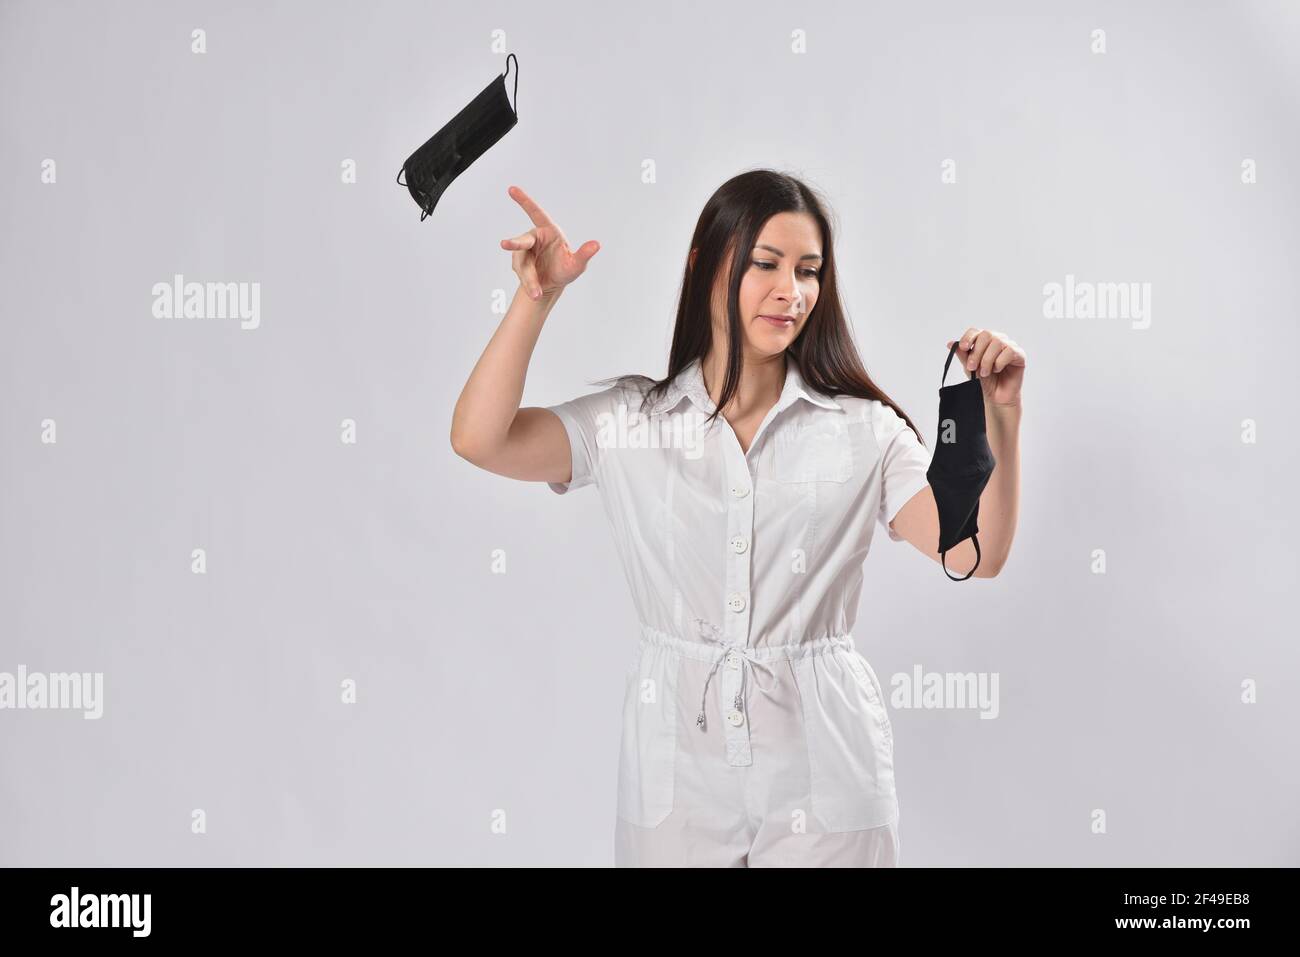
[{"left": 451, "top": 170, "right": 1025, "bottom": 867}]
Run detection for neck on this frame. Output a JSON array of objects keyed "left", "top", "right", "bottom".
[{"left": 700, "top": 350, "right": 786, "bottom": 417}]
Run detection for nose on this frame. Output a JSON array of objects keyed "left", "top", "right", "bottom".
[
  {"left": 769, "top": 269, "right": 800, "bottom": 310},
  {"left": 774, "top": 278, "right": 804, "bottom": 314}
]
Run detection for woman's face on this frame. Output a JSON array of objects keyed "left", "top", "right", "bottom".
[{"left": 695, "top": 211, "right": 824, "bottom": 361}]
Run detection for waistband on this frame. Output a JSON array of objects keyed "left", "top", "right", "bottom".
[
  {"left": 637, "top": 623, "right": 858, "bottom": 738},
  {"left": 636, "top": 623, "right": 857, "bottom": 662}
]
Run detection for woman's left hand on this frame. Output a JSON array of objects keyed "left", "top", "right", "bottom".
[{"left": 947, "top": 328, "right": 1026, "bottom": 408}]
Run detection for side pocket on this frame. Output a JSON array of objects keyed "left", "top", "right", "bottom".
[
  {"left": 616, "top": 643, "right": 678, "bottom": 828},
  {"left": 795, "top": 652, "right": 898, "bottom": 832},
  {"left": 848, "top": 652, "right": 894, "bottom": 750}
]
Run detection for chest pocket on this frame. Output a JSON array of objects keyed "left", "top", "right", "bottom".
[{"left": 771, "top": 421, "right": 853, "bottom": 483}]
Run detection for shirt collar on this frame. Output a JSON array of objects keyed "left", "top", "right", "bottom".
[{"left": 649, "top": 356, "right": 842, "bottom": 416}]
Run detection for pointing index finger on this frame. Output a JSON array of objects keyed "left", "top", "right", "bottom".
[{"left": 508, "top": 185, "right": 556, "bottom": 228}]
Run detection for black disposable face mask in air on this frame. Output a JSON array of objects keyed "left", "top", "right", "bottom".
[
  {"left": 926, "top": 342, "right": 997, "bottom": 581},
  {"left": 396, "top": 53, "right": 519, "bottom": 221}
]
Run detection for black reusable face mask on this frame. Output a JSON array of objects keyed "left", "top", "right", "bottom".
[
  {"left": 396, "top": 54, "right": 519, "bottom": 221},
  {"left": 926, "top": 342, "right": 997, "bottom": 581}
]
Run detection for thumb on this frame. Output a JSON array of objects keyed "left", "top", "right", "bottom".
[{"left": 573, "top": 240, "right": 600, "bottom": 265}]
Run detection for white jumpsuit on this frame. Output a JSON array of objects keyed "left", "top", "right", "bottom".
[{"left": 546, "top": 356, "right": 932, "bottom": 867}]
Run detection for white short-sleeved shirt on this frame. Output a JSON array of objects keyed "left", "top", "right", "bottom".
[{"left": 545, "top": 355, "right": 933, "bottom": 835}]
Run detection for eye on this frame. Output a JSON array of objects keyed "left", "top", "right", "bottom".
[{"left": 752, "top": 260, "right": 820, "bottom": 279}]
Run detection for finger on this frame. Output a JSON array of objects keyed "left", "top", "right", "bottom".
[
  {"left": 507, "top": 233, "right": 544, "bottom": 299},
  {"left": 522, "top": 256, "right": 542, "bottom": 299},
  {"left": 993, "top": 344, "right": 1019, "bottom": 373},
  {"left": 966, "top": 330, "right": 992, "bottom": 371},
  {"left": 958, "top": 327, "right": 981, "bottom": 352},
  {"left": 979, "top": 340, "right": 1006, "bottom": 378},
  {"left": 501, "top": 231, "right": 536, "bottom": 251},
  {"left": 572, "top": 240, "right": 600, "bottom": 266},
  {"left": 508, "top": 185, "right": 557, "bottom": 229}
]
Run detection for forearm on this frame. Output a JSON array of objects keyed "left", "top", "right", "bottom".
[
  {"left": 977, "top": 399, "right": 1022, "bottom": 574},
  {"left": 450, "top": 283, "right": 563, "bottom": 455}
]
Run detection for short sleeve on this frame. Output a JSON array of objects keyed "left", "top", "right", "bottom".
[
  {"left": 873, "top": 400, "right": 933, "bottom": 541},
  {"left": 544, "top": 385, "right": 623, "bottom": 495}
]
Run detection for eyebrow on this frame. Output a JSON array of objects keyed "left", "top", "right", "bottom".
[{"left": 755, "top": 244, "right": 823, "bottom": 262}]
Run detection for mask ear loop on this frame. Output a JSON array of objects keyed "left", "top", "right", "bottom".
[
  {"left": 941, "top": 340, "right": 977, "bottom": 386},
  {"left": 503, "top": 52, "right": 519, "bottom": 117},
  {"left": 395, "top": 167, "right": 434, "bottom": 220},
  {"left": 941, "top": 538, "right": 980, "bottom": 581}
]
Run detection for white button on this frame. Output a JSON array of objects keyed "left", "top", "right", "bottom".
[
  {"left": 726, "top": 709, "right": 745, "bottom": 727},
  {"left": 730, "top": 536, "right": 748, "bottom": 554},
  {"left": 725, "top": 651, "right": 740, "bottom": 670},
  {"left": 730, "top": 484, "right": 750, "bottom": 498},
  {"left": 727, "top": 593, "right": 746, "bottom": 612}
]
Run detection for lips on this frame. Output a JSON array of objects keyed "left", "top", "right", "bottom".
[{"left": 759, "top": 314, "right": 796, "bottom": 328}]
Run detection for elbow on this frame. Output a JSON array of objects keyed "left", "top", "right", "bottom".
[
  {"left": 452, "top": 429, "right": 505, "bottom": 471},
  {"left": 450, "top": 402, "right": 485, "bottom": 463},
  {"left": 450, "top": 426, "right": 481, "bottom": 464}
]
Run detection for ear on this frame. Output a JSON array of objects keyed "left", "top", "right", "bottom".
[{"left": 688, "top": 247, "right": 697, "bottom": 272}]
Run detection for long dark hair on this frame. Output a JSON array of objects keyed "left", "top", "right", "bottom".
[{"left": 593, "top": 168, "right": 924, "bottom": 445}]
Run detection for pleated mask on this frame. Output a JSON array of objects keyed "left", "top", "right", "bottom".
[{"left": 396, "top": 53, "right": 519, "bottom": 221}]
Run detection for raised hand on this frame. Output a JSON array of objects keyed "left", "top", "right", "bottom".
[{"left": 499, "top": 185, "right": 600, "bottom": 300}]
